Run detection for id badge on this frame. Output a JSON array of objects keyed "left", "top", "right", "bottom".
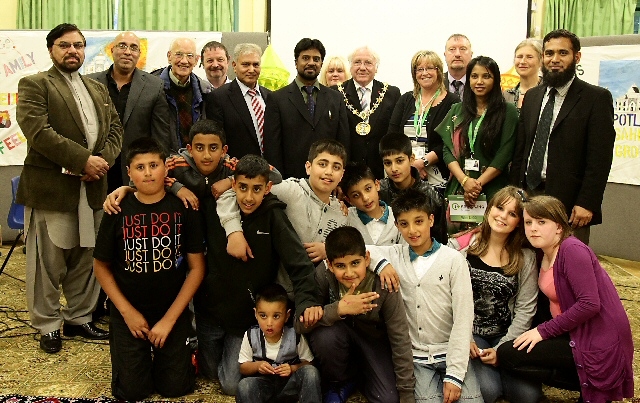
[
  {"left": 412, "top": 146, "right": 425, "bottom": 159},
  {"left": 464, "top": 158, "right": 480, "bottom": 172}
]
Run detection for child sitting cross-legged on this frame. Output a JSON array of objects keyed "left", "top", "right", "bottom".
[
  {"left": 236, "top": 283, "right": 321, "bottom": 403},
  {"left": 367, "top": 188, "right": 483, "bottom": 403},
  {"left": 299, "top": 226, "right": 416, "bottom": 403}
]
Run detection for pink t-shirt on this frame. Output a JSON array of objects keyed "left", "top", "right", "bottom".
[{"left": 539, "top": 266, "right": 561, "bottom": 318}]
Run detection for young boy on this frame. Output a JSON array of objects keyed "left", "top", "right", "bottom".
[
  {"left": 93, "top": 138, "right": 206, "bottom": 401},
  {"left": 378, "top": 133, "right": 447, "bottom": 244},
  {"left": 341, "top": 162, "right": 403, "bottom": 245},
  {"left": 218, "top": 139, "right": 349, "bottom": 267},
  {"left": 367, "top": 189, "right": 482, "bottom": 403},
  {"left": 237, "top": 283, "right": 321, "bottom": 403},
  {"left": 104, "top": 119, "right": 281, "bottom": 213},
  {"left": 300, "top": 226, "right": 415, "bottom": 403},
  {"left": 194, "top": 154, "right": 321, "bottom": 396}
]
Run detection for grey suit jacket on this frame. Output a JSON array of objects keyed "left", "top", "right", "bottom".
[
  {"left": 87, "top": 67, "right": 171, "bottom": 183},
  {"left": 16, "top": 66, "right": 123, "bottom": 211},
  {"left": 205, "top": 79, "right": 271, "bottom": 159}
]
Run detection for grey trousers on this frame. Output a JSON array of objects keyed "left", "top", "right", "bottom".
[{"left": 25, "top": 208, "right": 101, "bottom": 335}]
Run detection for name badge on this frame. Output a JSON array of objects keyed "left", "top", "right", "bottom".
[
  {"left": 464, "top": 158, "right": 480, "bottom": 172},
  {"left": 412, "top": 146, "right": 425, "bottom": 159}
]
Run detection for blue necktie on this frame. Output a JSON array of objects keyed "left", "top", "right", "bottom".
[{"left": 304, "top": 86, "right": 315, "bottom": 118}]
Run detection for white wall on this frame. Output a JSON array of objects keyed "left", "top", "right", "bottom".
[{"left": 271, "top": 0, "right": 530, "bottom": 93}]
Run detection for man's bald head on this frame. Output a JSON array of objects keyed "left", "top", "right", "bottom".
[
  {"left": 167, "top": 38, "right": 199, "bottom": 83},
  {"left": 111, "top": 31, "right": 141, "bottom": 74}
]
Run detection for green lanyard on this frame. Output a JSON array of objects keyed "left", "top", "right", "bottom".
[
  {"left": 413, "top": 89, "right": 441, "bottom": 141},
  {"left": 467, "top": 110, "right": 486, "bottom": 157}
]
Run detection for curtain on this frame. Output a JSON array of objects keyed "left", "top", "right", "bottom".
[
  {"left": 120, "top": 0, "right": 233, "bottom": 31},
  {"left": 17, "top": 0, "right": 115, "bottom": 30},
  {"left": 544, "top": 0, "right": 636, "bottom": 36}
]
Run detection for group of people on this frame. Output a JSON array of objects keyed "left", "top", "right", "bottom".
[{"left": 14, "top": 20, "right": 632, "bottom": 403}]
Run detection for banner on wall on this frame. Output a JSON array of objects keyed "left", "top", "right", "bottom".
[
  {"left": 0, "top": 30, "right": 221, "bottom": 166},
  {"left": 579, "top": 44, "right": 640, "bottom": 186}
]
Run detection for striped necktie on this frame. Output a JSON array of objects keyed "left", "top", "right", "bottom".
[
  {"left": 359, "top": 87, "right": 369, "bottom": 111},
  {"left": 248, "top": 88, "right": 264, "bottom": 154}
]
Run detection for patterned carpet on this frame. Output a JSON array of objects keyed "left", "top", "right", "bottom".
[{"left": 0, "top": 243, "right": 638, "bottom": 403}]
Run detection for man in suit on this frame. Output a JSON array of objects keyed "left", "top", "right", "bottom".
[
  {"left": 336, "top": 46, "right": 400, "bottom": 179},
  {"left": 206, "top": 43, "right": 270, "bottom": 159},
  {"left": 87, "top": 31, "right": 171, "bottom": 191},
  {"left": 16, "top": 23, "right": 122, "bottom": 353},
  {"left": 263, "top": 38, "right": 350, "bottom": 179},
  {"left": 443, "top": 34, "right": 473, "bottom": 99},
  {"left": 510, "top": 29, "right": 616, "bottom": 244},
  {"left": 201, "top": 40, "right": 232, "bottom": 89},
  {"left": 152, "top": 38, "right": 212, "bottom": 151}
]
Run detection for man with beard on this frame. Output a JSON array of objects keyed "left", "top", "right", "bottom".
[
  {"left": 88, "top": 31, "right": 171, "bottom": 190},
  {"left": 263, "top": 38, "right": 350, "bottom": 178},
  {"left": 16, "top": 23, "right": 122, "bottom": 353},
  {"left": 201, "top": 41, "right": 232, "bottom": 89},
  {"left": 335, "top": 46, "right": 400, "bottom": 179},
  {"left": 205, "top": 43, "right": 271, "bottom": 159},
  {"left": 443, "top": 34, "right": 473, "bottom": 98},
  {"left": 510, "top": 29, "right": 615, "bottom": 244}
]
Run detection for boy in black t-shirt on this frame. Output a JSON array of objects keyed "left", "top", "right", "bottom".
[{"left": 93, "top": 138, "right": 206, "bottom": 402}]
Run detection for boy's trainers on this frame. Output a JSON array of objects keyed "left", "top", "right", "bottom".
[{"left": 323, "top": 380, "right": 357, "bottom": 403}]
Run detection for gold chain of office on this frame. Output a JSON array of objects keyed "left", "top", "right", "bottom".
[{"left": 338, "top": 82, "right": 389, "bottom": 135}]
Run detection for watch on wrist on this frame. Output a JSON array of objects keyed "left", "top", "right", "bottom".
[{"left": 421, "top": 156, "right": 429, "bottom": 167}]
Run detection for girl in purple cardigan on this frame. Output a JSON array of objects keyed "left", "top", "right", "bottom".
[{"left": 498, "top": 195, "right": 633, "bottom": 403}]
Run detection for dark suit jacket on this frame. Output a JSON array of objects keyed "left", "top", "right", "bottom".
[
  {"left": 205, "top": 80, "right": 271, "bottom": 159},
  {"left": 335, "top": 79, "right": 400, "bottom": 179},
  {"left": 16, "top": 67, "right": 123, "bottom": 211},
  {"left": 388, "top": 91, "right": 460, "bottom": 179},
  {"left": 87, "top": 68, "right": 171, "bottom": 183},
  {"left": 263, "top": 80, "right": 350, "bottom": 179},
  {"left": 510, "top": 77, "right": 615, "bottom": 225}
]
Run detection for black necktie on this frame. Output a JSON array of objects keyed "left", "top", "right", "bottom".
[
  {"left": 526, "top": 88, "right": 557, "bottom": 189},
  {"left": 304, "top": 86, "right": 315, "bottom": 118},
  {"left": 451, "top": 80, "right": 462, "bottom": 96}
]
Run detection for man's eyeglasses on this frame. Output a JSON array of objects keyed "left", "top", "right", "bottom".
[
  {"left": 115, "top": 43, "right": 140, "bottom": 53},
  {"left": 173, "top": 52, "right": 196, "bottom": 61},
  {"left": 54, "top": 42, "right": 85, "bottom": 50}
]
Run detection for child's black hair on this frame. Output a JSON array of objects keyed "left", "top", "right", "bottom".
[
  {"left": 188, "top": 119, "right": 226, "bottom": 145},
  {"left": 340, "top": 162, "right": 376, "bottom": 194},
  {"left": 325, "top": 226, "right": 367, "bottom": 262},
  {"left": 234, "top": 154, "right": 271, "bottom": 183},
  {"left": 255, "top": 283, "right": 289, "bottom": 307},
  {"left": 379, "top": 132, "right": 412, "bottom": 158},
  {"left": 126, "top": 137, "right": 167, "bottom": 165},
  {"left": 307, "top": 139, "right": 348, "bottom": 166},
  {"left": 390, "top": 188, "right": 435, "bottom": 219}
]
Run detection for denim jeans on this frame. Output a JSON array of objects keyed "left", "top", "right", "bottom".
[
  {"left": 414, "top": 360, "right": 483, "bottom": 403},
  {"left": 236, "top": 365, "right": 321, "bottom": 403},
  {"left": 195, "top": 313, "right": 243, "bottom": 395},
  {"left": 472, "top": 335, "right": 542, "bottom": 403}
]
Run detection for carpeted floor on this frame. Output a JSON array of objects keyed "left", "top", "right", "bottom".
[{"left": 0, "top": 242, "right": 638, "bottom": 402}]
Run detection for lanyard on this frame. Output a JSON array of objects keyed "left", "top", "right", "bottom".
[
  {"left": 413, "top": 89, "right": 441, "bottom": 141},
  {"left": 468, "top": 110, "right": 486, "bottom": 156}
]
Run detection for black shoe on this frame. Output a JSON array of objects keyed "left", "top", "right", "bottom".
[
  {"left": 40, "top": 330, "right": 62, "bottom": 353},
  {"left": 63, "top": 322, "right": 109, "bottom": 340}
]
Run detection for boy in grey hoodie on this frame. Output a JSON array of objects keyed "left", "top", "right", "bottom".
[{"left": 217, "top": 139, "right": 349, "bottom": 267}]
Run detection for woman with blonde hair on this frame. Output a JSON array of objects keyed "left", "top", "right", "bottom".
[
  {"left": 449, "top": 186, "right": 541, "bottom": 402},
  {"left": 498, "top": 195, "right": 634, "bottom": 403},
  {"left": 319, "top": 56, "right": 350, "bottom": 87},
  {"left": 503, "top": 38, "right": 542, "bottom": 110},
  {"left": 388, "top": 50, "right": 459, "bottom": 193}
]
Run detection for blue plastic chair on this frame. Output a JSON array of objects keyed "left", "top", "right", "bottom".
[{"left": 0, "top": 176, "right": 25, "bottom": 276}]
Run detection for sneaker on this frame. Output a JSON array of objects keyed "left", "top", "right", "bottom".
[{"left": 323, "top": 380, "right": 357, "bottom": 403}]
